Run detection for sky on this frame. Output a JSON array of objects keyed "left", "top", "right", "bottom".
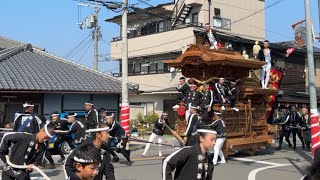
[{"left": 0, "top": 0, "right": 319, "bottom": 74}]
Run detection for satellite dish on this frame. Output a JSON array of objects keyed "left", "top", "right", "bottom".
[{"left": 169, "top": 67, "right": 175, "bottom": 73}]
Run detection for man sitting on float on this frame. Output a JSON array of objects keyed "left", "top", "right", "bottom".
[{"left": 214, "top": 77, "right": 239, "bottom": 112}]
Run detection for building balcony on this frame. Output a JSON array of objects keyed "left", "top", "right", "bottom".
[{"left": 110, "top": 24, "right": 204, "bottom": 60}]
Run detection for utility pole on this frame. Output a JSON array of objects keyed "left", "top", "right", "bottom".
[
  {"left": 304, "top": 0, "right": 319, "bottom": 157},
  {"left": 121, "top": 0, "right": 128, "bottom": 107},
  {"left": 121, "top": 0, "right": 130, "bottom": 135},
  {"left": 93, "top": 0, "right": 99, "bottom": 70}
]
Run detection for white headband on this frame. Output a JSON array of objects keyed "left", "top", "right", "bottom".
[
  {"left": 51, "top": 114, "right": 59, "bottom": 117},
  {"left": 214, "top": 112, "right": 222, "bottom": 115},
  {"left": 197, "top": 129, "right": 217, "bottom": 134},
  {"left": 68, "top": 113, "right": 77, "bottom": 117},
  {"left": 44, "top": 123, "right": 54, "bottom": 138},
  {"left": 86, "top": 127, "right": 110, "bottom": 133},
  {"left": 85, "top": 103, "right": 94, "bottom": 106},
  {"left": 106, "top": 113, "right": 114, "bottom": 118},
  {"left": 23, "top": 103, "right": 34, "bottom": 108},
  {"left": 74, "top": 156, "right": 94, "bottom": 163}
]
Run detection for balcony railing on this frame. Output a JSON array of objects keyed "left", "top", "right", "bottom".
[{"left": 111, "top": 22, "right": 203, "bottom": 42}]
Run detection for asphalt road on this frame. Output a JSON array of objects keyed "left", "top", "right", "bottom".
[{"left": 0, "top": 141, "right": 312, "bottom": 180}]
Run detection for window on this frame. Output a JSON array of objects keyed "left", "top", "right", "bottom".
[
  {"left": 149, "top": 62, "right": 157, "bottom": 73},
  {"left": 134, "top": 62, "right": 141, "bottom": 73},
  {"left": 213, "top": 17, "right": 231, "bottom": 30},
  {"left": 140, "top": 64, "right": 149, "bottom": 74},
  {"left": 192, "top": 13, "right": 199, "bottom": 25}
]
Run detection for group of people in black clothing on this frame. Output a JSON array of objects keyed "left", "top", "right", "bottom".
[
  {"left": 273, "top": 105, "right": 311, "bottom": 150},
  {"left": 175, "top": 76, "right": 239, "bottom": 122},
  {"left": 0, "top": 100, "right": 132, "bottom": 180}
]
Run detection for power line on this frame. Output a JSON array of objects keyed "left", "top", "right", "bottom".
[
  {"left": 64, "top": 32, "right": 92, "bottom": 59},
  {"left": 69, "top": 37, "right": 92, "bottom": 59},
  {"left": 76, "top": 43, "right": 92, "bottom": 63}
]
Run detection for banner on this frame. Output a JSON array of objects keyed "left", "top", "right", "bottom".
[{"left": 266, "top": 68, "right": 283, "bottom": 119}]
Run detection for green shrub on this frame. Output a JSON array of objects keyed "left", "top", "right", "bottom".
[
  {"left": 136, "top": 112, "right": 144, "bottom": 124},
  {"left": 144, "top": 111, "right": 159, "bottom": 125}
]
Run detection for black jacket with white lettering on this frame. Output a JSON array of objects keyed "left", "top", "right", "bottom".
[
  {"left": 162, "top": 143, "right": 214, "bottom": 180},
  {"left": 153, "top": 118, "right": 169, "bottom": 136},
  {"left": 108, "top": 121, "right": 125, "bottom": 139},
  {"left": 85, "top": 108, "right": 99, "bottom": 129},
  {"left": 290, "top": 111, "right": 303, "bottom": 127},
  {"left": 13, "top": 112, "right": 42, "bottom": 134},
  {"left": 202, "top": 90, "right": 214, "bottom": 108},
  {"left": 209, "top": 119, "right": 226, "bottom": 138},
  {"left": 214, "top": 83, "right": 230, "bottom": 98},
  {"left": 0, "top": 132, "right": 46, "bottom": 166},
  {"left": 64, "top": 139, "right": 115, "bottom": 180},
  {"left": 186, "top": 91, "right": 203, "bottom": 106},
  {"left": 185, "top": 114, "right": 200, "bottom": 137},
  {"left": 58, "top": 120, "right": 86, "bottom": 144}
]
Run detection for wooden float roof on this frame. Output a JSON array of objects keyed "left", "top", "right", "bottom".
[{"left": 163, "top": 45, "right": 265, "bottom": 69}]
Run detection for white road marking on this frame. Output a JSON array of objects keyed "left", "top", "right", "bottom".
[
  {"left": 231, "top": 157, "right": 283, "bottom": 166},
  {"left": 248, "top": 164, "right": 291, "bottom": 180}
]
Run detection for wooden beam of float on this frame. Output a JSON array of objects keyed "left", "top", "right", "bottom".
[{"left": 163, "top": 45, "right": 266, "bottom": 81}]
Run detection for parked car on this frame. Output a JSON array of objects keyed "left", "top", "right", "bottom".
[{"left": 47, "top": 111, "right": 86, "bottom": 154}]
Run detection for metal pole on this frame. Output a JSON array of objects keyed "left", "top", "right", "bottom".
[
  {"left": 93, "top": 1, "right": 99, "bottom": 70},
  {"left": 305, "top": 0, "right": 319, "bottom": 157},
  {"left": 121, "top": 0, "right": 128, "bottom": 106}
]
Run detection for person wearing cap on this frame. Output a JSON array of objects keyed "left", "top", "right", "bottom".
[
  {"left": 84, "top": 100, "right": 99, "bottom": 129},
  {"left": 0, "top": 123, "right": 55, "bottom": 180},
  {"left": 55, "top": 112, "right": 87, "bottom": 146},
  {"left": 186, "top": 83, "right": 203, "bottom": 120},
  {"left": 162, "top": 124, "right": 216, "bottom": 180},
  {"left": 214, "top": 78, "right": 239, "bottom": 111},
  {"left": 202, "top": 82, "right": 214, "bottom": 123},
  {"left": 13, "top": 101, "right": 43, "bottom": 134},
  {"left": 301, "top": 107, "right": 311, "bottom": 151},
  {"left": 99, "top": 108, "right": 108, "bottom": 124},
  {"left": 175, "top": 77, "right": 190, "bottom": 105},
  {"left": 65, "top": 123, "right": 115, "bottom": 180},
  {"left": 141, "top": 111, "right": 170, "bottom": 157},
  {"left": 50, "top": 111, "right": 74, "bottom": 163},
  {"left": 202, "top": 23, "right": 222, "bottom": 50},
  {"left": 106, "top": 114, "right": 132, "bottom": 166},
  {"left": 207, "top": 111, "right": 227, "bottom": 165},
  {"left": 184, "top": 104, "right": 201, "bottom": 146},
  {"left": 258, "top": 40, "right": 272, "bottom": 89}
]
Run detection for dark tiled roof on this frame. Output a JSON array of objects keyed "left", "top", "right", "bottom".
[
  {"left": 0, "top": 44, "right": 122, "bottom": 93},
  {"left": 0, "top": 36, "right": 24, "bottom": 50}
]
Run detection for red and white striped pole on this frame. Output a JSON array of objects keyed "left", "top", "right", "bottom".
[
  {"left": 121, "top": 104, "right": 130, "bottom": 135},
  {"left": 310, "top": 109, "right": 320, "bottom": 158}
]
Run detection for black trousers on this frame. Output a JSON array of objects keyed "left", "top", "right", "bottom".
[
  {"left": 303, "top": 129, "right": 311, "bottom": 149},
  {"left": 279, "top": 129, "right": 292, "bottom": 148},
  {"left": 202, "top": 106, "right": 213, "bottom": 123},
  {"left": 35, "top": 144, "right": 54, "bottom": 165},
  {"left": 292, "top": 128, "right": 305, "bottom": 148},
  {"left": 109, "top": 137, "right": 131, "bottom": 162},
  {"left": 217, "top": 95, "right": 236, "bottom": 107},
  {"left": 2, "top": 167, "right": 30, "bottom": 180}
]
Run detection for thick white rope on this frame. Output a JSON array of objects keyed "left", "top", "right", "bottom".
[{"left": 5, "top": 155, "right": 51, "bottom": 180}]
